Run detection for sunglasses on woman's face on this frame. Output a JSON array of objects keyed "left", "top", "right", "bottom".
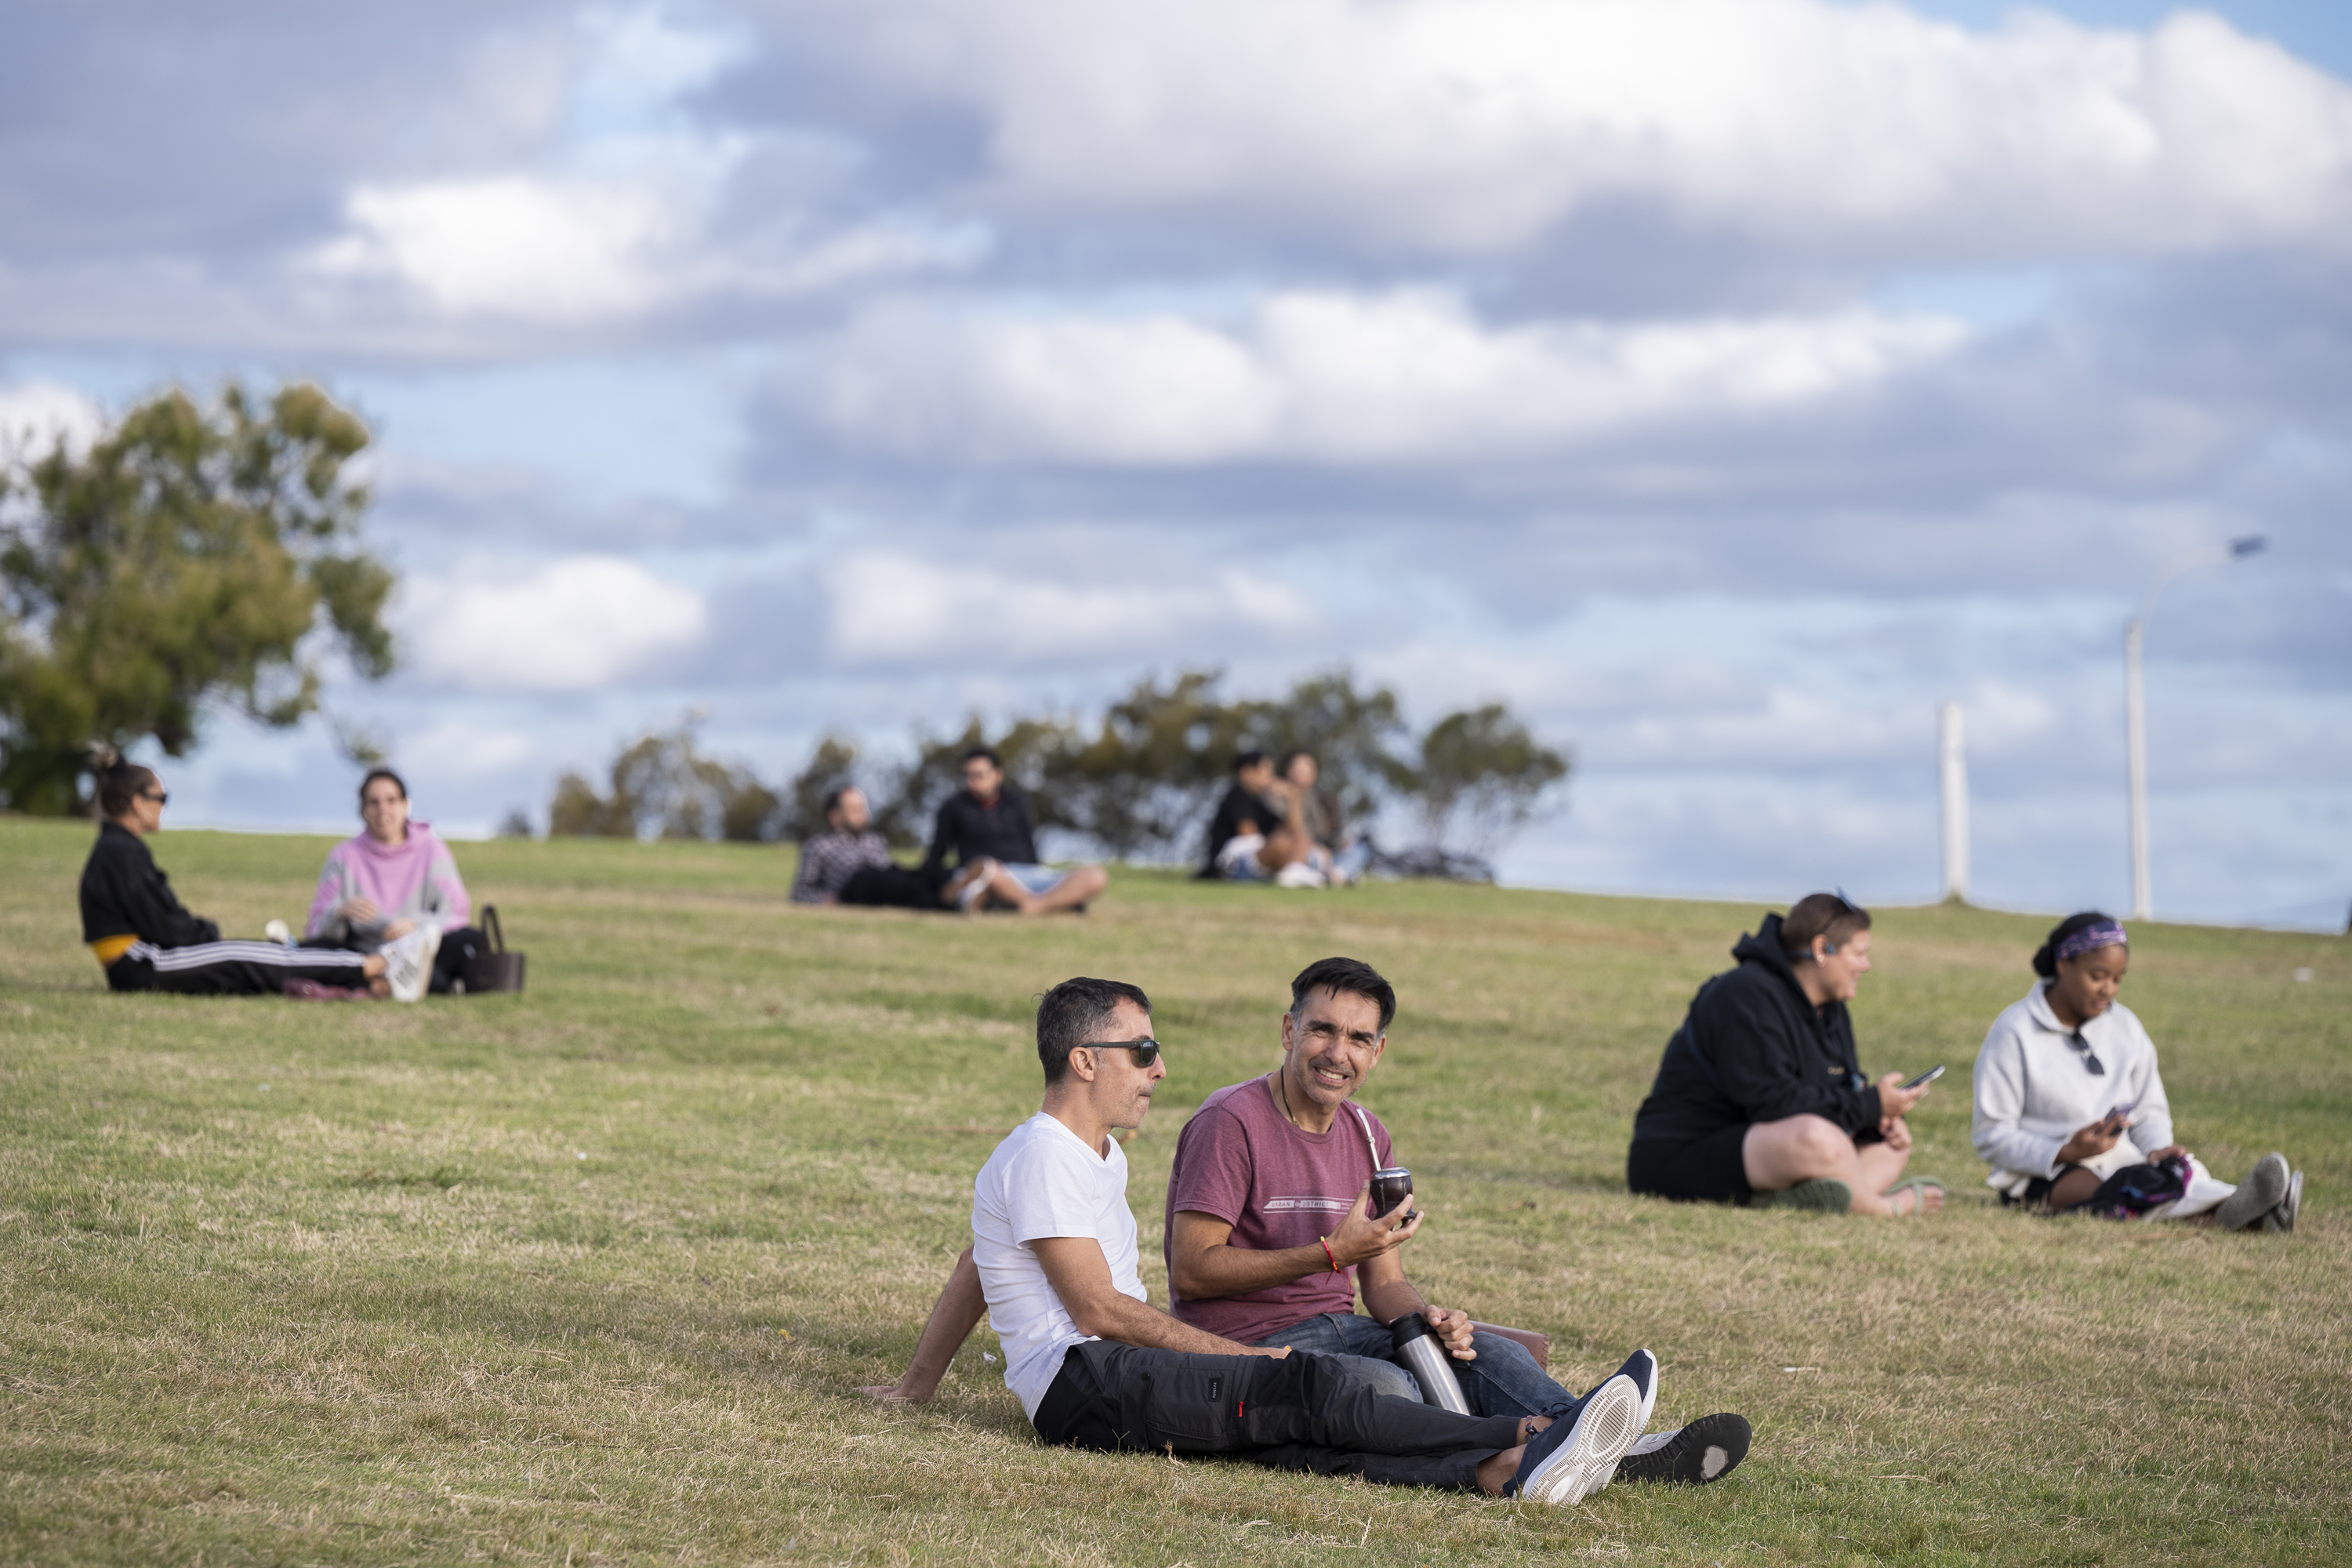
[
  {"left": 140, "top": 789, "right": 169, "bottom": 806},
  {"left": 1081, "top": 1038, "right": 1162, "bottom": 1069}
]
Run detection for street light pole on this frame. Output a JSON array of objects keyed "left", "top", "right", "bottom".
[{"left": 2124, "top": 535, "right": 2267, "bottom": 920}]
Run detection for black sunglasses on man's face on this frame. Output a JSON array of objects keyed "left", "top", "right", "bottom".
[{"left": 1080, "top": 1038, "right": 1162, "bottom": 1069}]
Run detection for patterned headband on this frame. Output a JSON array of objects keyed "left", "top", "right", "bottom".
[{"left": 2055, "top": 920, "right": 2128, "bottom": 964}]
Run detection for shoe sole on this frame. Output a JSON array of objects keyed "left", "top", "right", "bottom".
[
  {"left": 1615, "top": 1413, "right": 1753, "bottom": 1485},
  {"left": 2278, "top": 1170, "right": 2302, "bottom": 1232},
  {"left": 1524, "top": 1374, "right": 1645, "bottom": 1508},
  {"left": 2219, "top": 1153, "right": 2289, "bottom": 1231}
]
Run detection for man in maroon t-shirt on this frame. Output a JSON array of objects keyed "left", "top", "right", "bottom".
[{"left": 865, "top": 956, "right": 1752, "bottom": 1487}]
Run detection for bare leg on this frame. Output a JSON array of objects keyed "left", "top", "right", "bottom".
[
  {"left": 1473, "top": 1415, "right": 1552, "bottom": 1495},
  {"left": 1017, "top": 864, "right": 1105, "bottom": 915},
  {"left": 2047, "top": 1167, "right": 2103, "bottom": 1211},
  {"left": 1254, "top": 828, "right": 1309, "bottom": 874},
  {"left": 1744, "top": 1115, "right": 1941, "bottom": 1216},
  {"left": 858, "top": 1247, "right": 984, "bottom": 1403}
]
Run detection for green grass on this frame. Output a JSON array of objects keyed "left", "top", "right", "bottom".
[{"left": 1, "top": 816, "right": 2347, "bottom": 1566}]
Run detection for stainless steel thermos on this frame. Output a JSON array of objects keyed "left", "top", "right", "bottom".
[{"left": 1389, "top": 1312, "right": 1472, "bottom": 1414}]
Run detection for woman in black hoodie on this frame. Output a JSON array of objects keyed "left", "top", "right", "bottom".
[{"left": 1626, "top": 894, "right": 1940, "bottom": 1215}]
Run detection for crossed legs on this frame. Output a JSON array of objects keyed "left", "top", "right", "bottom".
[{"left": 1743, "top": 1114, "right": 1939, "bottom": 1215}]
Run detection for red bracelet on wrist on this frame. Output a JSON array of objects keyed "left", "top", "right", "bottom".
[{"left": 1319, "top": 1235, "right": 1340, "bottom": 1273}]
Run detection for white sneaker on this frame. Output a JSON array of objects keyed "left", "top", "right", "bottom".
[
  {"left": 383, "top": 925, "right": 441, "bottom": 1003},
  {"left": 263, "top": 919, "right": 293, "bottom": 946},
  {"left": 1275, "top": 860, "right": 1327, "bottom": 889}
]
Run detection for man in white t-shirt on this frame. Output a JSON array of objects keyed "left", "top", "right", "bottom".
[{"left": 931, "top": 975, "right": 1649, "bottom": 1503}]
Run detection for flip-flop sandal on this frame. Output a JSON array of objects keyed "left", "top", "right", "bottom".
[
  {"left": 1750, "top": 1178, "right": 1852, "bottom": 1212},
  {"left": 1881, "top": 1178, "right": 1944, "bottom": 1215}
]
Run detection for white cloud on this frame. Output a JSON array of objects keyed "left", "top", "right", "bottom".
[
  {"left": 806, "top": 290, "right": 1966, "bottom": 465},
  {"left": 0, "top": 379, "right": 104, "bottom": 461},
  {"left": 397, "top": 555, "right": 708, "bottom": 691},
  {"left": 797, "top": 0, "right": 2352, "bottom": 260},
  {"left": 301, "top": 5, "right": 983, "bottom": 325},
  {"left": 314, "top": 176, "right": 687, "bottom": 320},
  {"left": 823, "top": 550, "right": 1318, "bottom": 663}
]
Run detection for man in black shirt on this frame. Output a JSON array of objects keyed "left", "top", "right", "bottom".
[
  {"left": 1200, "top": 750, "right": 1316, "bottom": 884},
  {"left": 921, "top": 748, "right": 1107, "bottom": 915}
]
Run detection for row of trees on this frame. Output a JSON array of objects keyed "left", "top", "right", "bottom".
[
  {"left": 549, "top": 670, "right": 1571, "bottom": 871},
  {"left": 2, "top": 381, "right": 1571, "bottom": 870},
  {"left": 1, "top": 385, "right": 394, "bottom": 813}
]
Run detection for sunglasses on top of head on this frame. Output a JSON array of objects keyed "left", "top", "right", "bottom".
[{"left": 1079, "top": 1038, "right": 1162, "bottom": 1069}]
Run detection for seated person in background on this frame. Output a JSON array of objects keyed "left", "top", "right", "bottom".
[
  {"left": 1973, "top": 913, "right": 2301, "bottom": 1230},
  {"left": 1200, "top": 750, "right": 1320, "bottom": 887},
  {"left": 79, "top": 757, "right": 428, "bottom": 1000},
  {"left": 863, "top": 958, "right": 1751, "bottom": 1489},
  {"left": 921, "top": 748, "right": 1106, "bottom": 915},
  {"left": 790, "top": 785, "right": 1000, "bottom": 912},
  {"left": 1627, "top": 894, "right": 1941, "bottom": 1216},
  {"left": 1279, "top": 750, "right": 1370, "bottom": 885},
  {"left": 873, "top": 975, "right": 1656, "bottom": 1506},
  {"left": 305, "top": 768, "right": 485, "bottom": 994}
]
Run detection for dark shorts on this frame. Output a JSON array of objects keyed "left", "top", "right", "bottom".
[
  {"left": 1628, "top": 1123, "right": 1753, "bottom": 1204},
  {"left": 838, "top": 865, "right": 946, "bottom": 909}
]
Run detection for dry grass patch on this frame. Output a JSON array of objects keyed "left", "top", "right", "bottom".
[{"left": 2, "top": 817, "right": 2347, "bottom": 1565}]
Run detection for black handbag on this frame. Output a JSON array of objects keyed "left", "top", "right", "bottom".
[{"left": 459, "top": 906, "right": 526, "bottom": 994}]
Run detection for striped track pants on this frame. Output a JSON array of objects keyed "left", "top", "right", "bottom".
[{"left": 107, "top": 939, "right": 372, "bottom": 996}]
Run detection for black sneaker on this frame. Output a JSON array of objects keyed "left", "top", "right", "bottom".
[
  {"left": 1614, "top": 1413, "right": 1752, "bottom": 1484},
  {"left": 1508, "top": 1374, "right": 1644, "bottom": 1507}
]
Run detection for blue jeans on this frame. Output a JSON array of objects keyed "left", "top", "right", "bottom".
[{"left": 1252, "top": 1312, "right": 1576, "bottom": 1421}]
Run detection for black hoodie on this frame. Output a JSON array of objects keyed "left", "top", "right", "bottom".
[
  {"left": 79, "top": 821, "right": 220, "bottom": 948},
  {"left": 1630, "top": 912, "right": 1882, "bottom": 1146}
]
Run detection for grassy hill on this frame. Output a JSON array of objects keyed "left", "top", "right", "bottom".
[{"left": 1, "top": 816, "right": 2346, "bottom": 1566}]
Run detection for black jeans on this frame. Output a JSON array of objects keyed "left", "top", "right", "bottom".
[{"left": 1029, "top": 1341, "right": 1523, "bottom": 1490}]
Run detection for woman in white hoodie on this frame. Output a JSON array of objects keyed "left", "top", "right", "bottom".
[{"left": 1972, "top": 913, "right": 2299, "bottom": 1230}]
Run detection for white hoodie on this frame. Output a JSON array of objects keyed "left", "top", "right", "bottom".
[{"left": 1972, "top": 980, "right": 2175, "bottom": 1182}]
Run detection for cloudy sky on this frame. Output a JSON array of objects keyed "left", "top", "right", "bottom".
[{"left": 5, "top": 0, "right": 2348, "bottom": 929}]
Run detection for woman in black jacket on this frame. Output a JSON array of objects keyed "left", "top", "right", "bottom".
[
  {"left": 1626, "top": 894, "right": 1940, "bottom": 1215},
  {"left": 78, "top": 757, "right": 426, "bottom": 1000}
]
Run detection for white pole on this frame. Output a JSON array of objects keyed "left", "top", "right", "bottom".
[
  {"left": 2126, "top": 616, "right": 2151, "bottom": 920},
  {"left": 1939, "top": 702, "right": 1969, "bottom": 903}
]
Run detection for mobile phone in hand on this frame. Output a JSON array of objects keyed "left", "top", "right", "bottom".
[
  {"left": 1899, "top": 1065, "right": 1945, "bottom": 1091},
  {"left": 2104, "top": 1102, "right": 2137, "bottom": 1127}
]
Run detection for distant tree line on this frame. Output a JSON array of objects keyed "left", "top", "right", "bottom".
[{"left": 548, "top": 670, "right": 1570, "bottom": 873}]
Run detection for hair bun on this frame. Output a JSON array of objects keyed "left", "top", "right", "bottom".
[{"left": 86, "top": 739, "right": 122, "bottom": 771}]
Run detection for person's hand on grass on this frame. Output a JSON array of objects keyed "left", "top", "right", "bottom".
[
  {"left": 2055, "top": 1117, "right": 2125, "bottom": 1165},
  {"left": 1424, "top": 1305, "right": 1479, "bottom": 1361},
  {"left": 856, "top": 1383, "right": 924, "bottom": 1403},
  {"left": 1327, "top": 1184, "right": 1421, "bottom": 1268}
]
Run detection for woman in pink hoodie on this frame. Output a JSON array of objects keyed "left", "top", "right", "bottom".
[{"left": 305, "top": 768, "right": 485, "bottom": 993}]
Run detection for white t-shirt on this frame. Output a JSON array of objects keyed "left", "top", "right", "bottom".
[{"left": 971, "top": 1110, "right": 1147, "bottom": 1418}]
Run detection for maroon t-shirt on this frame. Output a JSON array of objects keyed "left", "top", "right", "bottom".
[{"left": 1163, "top": 1076, "right": 1395, "bottom": 1344}]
